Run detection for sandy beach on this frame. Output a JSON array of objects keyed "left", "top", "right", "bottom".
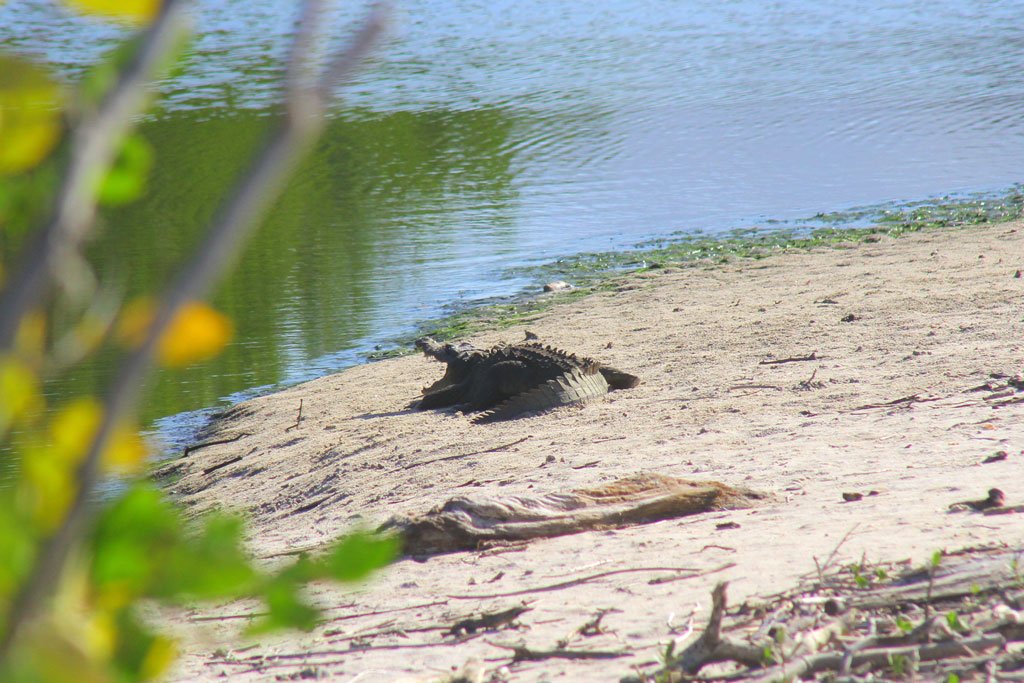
[{"left": 161, "top": 222, "right": 1024, "bottom": 682}]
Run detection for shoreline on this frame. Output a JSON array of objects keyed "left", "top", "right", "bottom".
[
  {"left": 153, "top": 187, "right": 1024, "bottom": 458},
  {"left": 375, "top": 185, "right": 1024, "bottom": 355},
  {"left": 162, "top": 219, "right": 1024, "bottom": 682}
]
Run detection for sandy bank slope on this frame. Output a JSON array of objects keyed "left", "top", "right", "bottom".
[{"left": 165, "top": 223, "right": 1024, "bottom": 682}]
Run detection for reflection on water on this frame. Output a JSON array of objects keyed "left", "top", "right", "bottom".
[{"left": 1, "top": 0, "right": 1022, "bottom": 458}]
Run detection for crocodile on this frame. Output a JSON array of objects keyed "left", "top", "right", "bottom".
[{"left": 413, "top": 337, "right": 639, "bottom": 423}]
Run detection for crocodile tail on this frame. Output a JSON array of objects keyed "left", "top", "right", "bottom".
[
  {"left": 599, "top": 366, "right": 641, "bottom": 390},
  {"left": 472, "top": 368, "right": 610, "bottom": 424}
]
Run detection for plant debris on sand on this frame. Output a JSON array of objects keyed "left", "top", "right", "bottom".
[{"left": 641, "top": 546, "right": 1024, "bottom": 682}]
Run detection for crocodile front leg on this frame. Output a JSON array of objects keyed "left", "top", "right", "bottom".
[{"left": 417, "top": 381, "right": 471, "bottom": 409}]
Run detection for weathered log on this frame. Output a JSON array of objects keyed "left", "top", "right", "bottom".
[{"left": 384, "top": 473, "right": 774, "bottom": 555}]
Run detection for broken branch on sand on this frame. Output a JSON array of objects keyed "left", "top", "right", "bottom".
[
  {"left": 447, "top": 563, "right": 734, "bottom": 601},
  {"left": 642, "top": 548, "right": 1024, "bottom": 683},
  {"left": 284, "top": 398, "right": 303, "bottom": 432},
  {"left": 183, "top": 431, "right": 250, "bottom": 457},
  {"left": 749, "top": 633, "right": 1005, "bottom": 683},
  {"left": 851, "top": 394, "right": 941, "bottom": 410},
  {"left": 389, "top": 436, "right": 531, "bottom": 473},
  {"left": 758, "top": 352, "right": 818, "bottom": 365},
  {"left": 486, "top": 640, "right": 630, "bottom": 662}
]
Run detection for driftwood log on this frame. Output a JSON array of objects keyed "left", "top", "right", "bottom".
[{"left": 383, "top": 473, "right": 774, "bottom": 555}]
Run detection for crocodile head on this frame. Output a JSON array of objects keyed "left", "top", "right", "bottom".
[{"left": 415, "top": 337, "right": 486, "bottom": 394}]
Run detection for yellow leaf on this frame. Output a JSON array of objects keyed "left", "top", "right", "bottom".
[
  {"left": 105, "top": 424, "right": 147, "bottom": 472},
  {"left": 48, "top": 397, "right": 148, "bottom": 472},
  {"left": 19, "top": 443, "right": 76, "bottom": 531},
  {"left": 115, "top": 296, "right": 156, "bottom": 349},
  {"left": 18, "top": 566, "right": 116, "bottom": 682},
  {"left": 0, "top": 355, "right": 43, "bottom": 430},
  {"left": 63, "top": 0, "right": 160, "bottom": 23},
  {"left": 19, "top": 622, "right": 110, "bottom": 683},
  {"left": 50, "top": 397, "right": 102, "bottom": 465},
  {"left": 83, "top": 610, "right": 118, "bottom": 662},
  {"left": 141, "top": 635, "right": 178, "bottom": 681},
  {"left": 117, "top": 297, "right": 233, "bottom": 367},
  {"left": 159, "top": 301, "right": 233, "bottom": 366},
  {"left": 0, "top": 56, "right": 62, "bottom": 175}
]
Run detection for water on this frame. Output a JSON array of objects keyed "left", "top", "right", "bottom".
[{"left": 1, "top": 0, "right": 1022, "bottom": 461}]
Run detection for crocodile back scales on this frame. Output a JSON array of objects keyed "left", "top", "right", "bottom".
[{"left": 472, "top": 367, "right": 610, "bottom": 424}]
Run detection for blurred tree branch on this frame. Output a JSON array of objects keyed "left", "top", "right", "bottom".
[{"left": 0, "top": 0, "right": 389, "bottom": 662}]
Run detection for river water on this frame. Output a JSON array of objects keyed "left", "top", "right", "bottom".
[{"left": 1, "top": 0, "right": 1022, "bottom": 455}]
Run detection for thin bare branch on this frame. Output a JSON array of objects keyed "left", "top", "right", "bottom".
[
  {"left": 317, "top": 2, "right": 390, "bottom": 100},
  {"left": 286, "top": 0, "right": 328, "bottom": 104}
]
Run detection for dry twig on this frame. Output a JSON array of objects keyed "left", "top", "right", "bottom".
[
  {"left": 486, "top": 640, "right": 629, "bottom": 662},
  {"left": 284, "top": 398, "right": 304, "bottom": 432},
  {"left": 183, "top": 431, "right": 251, "bottom": 457},
  {"left": 447, "top": 563, "right": 734, "bottom": 601},
  {"left": 759, "top": 352, "right": 818, "bottom": 365},
  {"left": 391, "top": 436, "right": 531, "bottom": 473}
]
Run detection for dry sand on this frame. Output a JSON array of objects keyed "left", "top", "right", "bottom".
[{"left": 162, "top": 222, "right": 1024, "bottom": 682}]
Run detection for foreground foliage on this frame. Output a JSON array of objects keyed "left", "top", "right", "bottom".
[{"left": 0, "top": 1, "right": 395, "bottom": 680}]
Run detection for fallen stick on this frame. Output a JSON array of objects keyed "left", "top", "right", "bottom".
[
  {"left": 290, "top": 493, "right": 334, "bottom": 515},
  {"left": 751, "top": 633, "right": 1005, "bottom": 682},
  {"left": 447, "top": 563, "right": 734, "bottom": 601},
  {"left": 811, "top": 523, "right": 860, "bottom": 584},
  {"left": 759, "top": 352, "right": 818, "bottom": 365},
  {"left": 183, "top": 431, "right": 250, "bottom": 457},
  {"left": 851, "top": 394, "right": 941, "bottom": 411},
  {"left": 202, "top": 455, "right": 244, "bottom": 476},
  {"left": 390, "top": 436, "right": 531, "bottom": 473},
  {"left": 673, "top": 582, "right": 766, "bottom": 674},
  {"left": 486, "top": 641, "right": 629, "bottom": 662},
  {"left": 284, "top": 398, "right": 303, "bottom": 432}
]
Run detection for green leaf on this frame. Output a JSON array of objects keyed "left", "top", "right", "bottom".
[
  {"left": 888, "top": 652, "right": 907, "bottom": 676},
  {"left": 319, "top": 531, "right": 398, "bottom": 582},
  {"left": 0, "top": 497, "right": 36, "bottom": 597},
  {"left": 166, "top": 513, "right": 256, "bottom": 599},
  {"left": 931, "top": 550, "right": 943, "bottom": 568},
  {"left": 895, "top": 616, "right": 914, "bottom": 633},
  {"left": 946, "top": 610, "right": 967, "bottom": 632},
  {"left": 98, "top": 133, "right": 153, "bottom": 206},
  {"left": 112, "top": 607, "right": 162, "bottom": 682},
  {"left": 250, "top": 579, "right": 320, "bottom": 634},
  {"left": 91, "top": 484, "right": 181, "bottom": 595}
]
